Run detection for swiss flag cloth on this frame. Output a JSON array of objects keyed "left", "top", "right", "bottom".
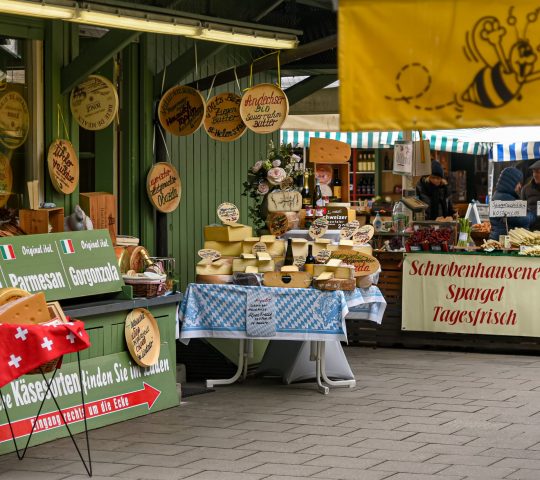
[{"left": 0, "top": 319, "right": 91, "bottom": 388}]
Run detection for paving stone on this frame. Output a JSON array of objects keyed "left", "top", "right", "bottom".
[
  {"left": 179, "top": 472, "right": 267, "bottom": 480},
  {"left": 180, "top": 436, "right": 252, "bottom": 449},
  {"left": 245, "top": 463, "right": 328, "bottom": 477},
  {"left": 235, "top": 430, "right": 307, "bottom": 443},
  {"left": 478, "top": 447, "right": 540, "bottom": 460},
  {"left": 370, "top": 459, "right": 449, "bottom": 475},
  {"left": 177, "top": 458, "right": 265, "bottom": 472},
  {"left": 345, "top": 428, "right": 415, "bottom": 440},
  {"left": 114, "top": 466, "right": 201, "bottom": 479},
  {"left": 228, "top": 421, "right": 297, "bottom": 432},
  {"left": 491, "top": 457, "right": 540, "bottom": 469},
  {"left": 506, "top": 469, "right": 540, "bottom": 480},
  {"left": 52, "top": 461, "right": 134, "bottom": 476},
  {"left": 361, "top": 449, "right": 436, "bottom": 462},
  {"left": 0, "top": 473, "right": 69, "bottom": 480},
  {"left": 304, "top": 455, "right": 382, "bottom": 470},
  {"left": 381, "top": 474, "right": 464, "bottom": 480},
  {"left": 238, "top": 440, "right": 308, "bottom": 453},
  {"left": 404, "top": 433, "right": 476, "bottom": 445},
  {"left": 313, "top": 468, "right": 392, "bottom": 480},
  {"left": 438, "top": 464, "right": 517, "bottom": 478},
  {"left": 297, "top": 444, "right": 373, "bottom": 458},
  {"left": 115, "top": 443, "right": 195, "bottom": 455},
  {"left": 413, "top": 443, "right": 488, "bottom": 456},
  {"left": 351, "top": 439, "right": 426, "bottom": 452},
  {"left": 425, "top": 454, "right": 496, "bottom": 466},
  {"left": 284, "top": 425, "right": 358, "bottom": 436},
  {"left": 290, "top": 434, "right": 359, "bottom": 447}
]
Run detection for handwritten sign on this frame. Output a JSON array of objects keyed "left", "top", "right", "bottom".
[
  {"left": 217, "top": 202, "right": 240, "bottom": 225},
  {"left": 47, "top": 139, "right": 79, "bottom": 194},
  {"left": 267, "top": 190, "right": 302, "bottom": 212},
  {"left": 246, "top": 289, "right": 276, "bottom": 337},
  {"left": 70, "top": 75, "right": 118, "bottom": 131},
  {"left": 489, "top": 200, "right": 527, "bottom": 218},
  {"left": 198, "top": 248, "right": 221, "bottom": 264},
  {"left": 146, "top": 162, "right": 181, "bottom": 213},
  {"left": 330, "top": 250, "right": 380, "bottom": 277},
  {"left": 340, "top": 220, "right": 360, "bottom": 239},
  {"left": 158, "top": 85, "right": 205, "bottom": 136},
  {"left": 267, "top": 212, "right": 289, "bottom": 236},
  {"left": 0, "top": 90, "right": 29, "bottom": 149},
  {"left": 125, "top": 308, "right": 161, "bottom": 367},
  {"left": 251, "top": 242, "right": 268, "bottom": 254},
  {"left": 240, "top": 83, "right": 289, "bottom": 134},
  {"left": 0, "top": 153, "right": 12, "bottom": 207},
  {"left": 309, "top": 217, "right": 329, "bottom": 240},
  {"left": 204, "top": 92, "right": 246, "bottom": 142},
  {"left": 316, "top": 249, "right": 332, "bottom": 264},
  {"left": 353, "top": 225, "right": 375, "bottom": 244},
  {"left": 393, "top": 141, "right": 413, "bottom": 174}
]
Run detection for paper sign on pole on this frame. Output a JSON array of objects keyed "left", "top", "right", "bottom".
[{"left": 489, "top": 200, "right": 527, "bottom": 218}]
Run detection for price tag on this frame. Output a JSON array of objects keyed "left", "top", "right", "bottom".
[
  {"left": 340, "top": 220, "right": 360, "bottom": 239},
  {"left": 309, "top": 217, "right": 329, "bottom": 240},
  {"left": 217, "top": 202, "right": 240, "bottom": 225},
  {"left": 489, "top": 200, "right": 527, "bottom": 217},
  {"left": 315, "top": 249, "right": 332, "bottom": 264},
  {"left": 252, "top": 242, "right": 268, "bottom": 254},
  {"left": 198, "top": 249, "right": 221, "bottom": 264},
  {"left": 294, "top": 256, "right": 306, "bottom": 268}
]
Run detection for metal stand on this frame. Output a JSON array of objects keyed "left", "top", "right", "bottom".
[
  {"left": 318, "top": 341, "right": 356, "bottom": 390},
  {"left": 0, "top": 351, "right": 92, "bottom": 477},
  {"left": 206, "top": 339, "right": 251, "bottom": 388}
]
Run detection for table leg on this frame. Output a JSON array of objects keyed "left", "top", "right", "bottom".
[
  {"left": 319, "top": 342, "right": 357, "bottom": 389},
  {"left": 314, "top": 341, "right": 329, "bottom": 395},
  {"left": 206, "top": 339, "right": 246, "bottom": 388}
]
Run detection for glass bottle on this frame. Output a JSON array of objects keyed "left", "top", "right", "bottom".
[
  {"left": 284, "top": 238, "right": 294, "bottom": 266},
  {"left": 301, "top": 172, "right": 311, "bottom": 208},
  {"left": 304, "top": 244, "right": 315, "bottom": 275},
  {"left": 332, "top": 168, "right": 342, "bottom": 201},
  {"left": 392, "top": 201, "right": 408, "bottom": 233}
]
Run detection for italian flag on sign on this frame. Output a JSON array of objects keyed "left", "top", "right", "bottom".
[
  {"left": 60, "top": 239, "right": 75, "bottom": 254},
  {"left": 0, "top": 245, "right": 15, "bottom": 260}
]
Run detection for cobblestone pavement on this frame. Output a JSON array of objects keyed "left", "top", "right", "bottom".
[{"left": 3, "top": 347, "right": 540, "bottom": 480}]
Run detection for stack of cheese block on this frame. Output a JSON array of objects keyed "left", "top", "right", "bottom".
[
  {"left": 326, "top": 239, "right": 373, "bottom": 256},
  {"left": 313, "top": 259, "right": 356, "bottom": 291},
  {"left": 233, "top": 252, "right": 275, "bottom": 273}
]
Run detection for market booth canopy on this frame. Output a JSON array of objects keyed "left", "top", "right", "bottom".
[{"left": 339, "top": 0, "right": 540, "bottom": 131}]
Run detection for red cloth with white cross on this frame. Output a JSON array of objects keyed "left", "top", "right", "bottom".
[{"left": 0, "top": 319, "right": 90, "bottom": 388}]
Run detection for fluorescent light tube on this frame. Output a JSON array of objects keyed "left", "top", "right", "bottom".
[
  {"left": 195, "top": 28, "right": 298, "bottom": 49},
  {"left": 70, "top": 10, "right": 201, "bottom": 36},
  {"left": 0, "top": 0, "right": 73, "bottom": 19}
]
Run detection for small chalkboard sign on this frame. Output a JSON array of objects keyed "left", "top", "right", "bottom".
[{"left": 489, "top": 200, "right": 527, "bottom": 218}]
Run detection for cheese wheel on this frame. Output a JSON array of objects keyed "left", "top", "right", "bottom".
[
  {"left": 0, "top": 292, "right": 50, "bottom": 324},
  {"left": 0, "top": 287, "right": 30, "bottom": 306},
  {"left": 196, "top": 274, "right": 233, "bottom": 284}
]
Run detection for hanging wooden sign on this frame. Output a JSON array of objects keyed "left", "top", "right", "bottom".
[
  {"left": 70, "top": 75, "right": 118, "bottom": 131},
  {"left": 240, "top": 83, "right": 289, "bottom": 134},
  {"left": 0, "top": 90, "right": 29, "bottom": 149},
  {"left": 204, "top": 92, "right": 246, "bottom": 142},
  {"left": 47, "top": 139, "right": 79, "bottom": 194},
  {"left": 217, "top": 202, "right": 240, "bottom": 225},
  {"left": 0, "top": 153, "right": 12, "bottom": 208},
  {"left": 158, "top": 85, "right": 205, "bottom": 136},
  {"left": 146, "top": 162, "right": 181, "bottom": 213},
  {"left": 125, "top": 308, "right": 161, "bottom": 367},
  {"left": 340, "top": 220, "right": 360, "bottom": 239},
  {"left": 309, "top": 217, "right": 329, "bottom": 240},
  {"left": 353, "top": 225, "right": 375, "bottom": 244}
]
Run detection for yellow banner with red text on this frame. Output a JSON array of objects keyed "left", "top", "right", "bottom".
[{"left": 403, "top": 253, "right": 540, "bottom": 336}]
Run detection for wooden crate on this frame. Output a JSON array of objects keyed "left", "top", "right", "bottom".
[
  {"left": 80, "top": 192, "right": 117, "bottom": 244},
  {"left": 19, "top": 208, "right": 64, "bottom": 234}
]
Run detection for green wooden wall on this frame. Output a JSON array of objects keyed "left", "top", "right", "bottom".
[{"left": 141, "top": 35, "right": 279, "bottom": 291}]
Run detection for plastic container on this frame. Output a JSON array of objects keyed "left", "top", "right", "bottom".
[
  {"left": 392, "top": 201, "right": 409, "bottom": 233},
  {"left": 373, "top": 212, "right": 383, "bottom": 232}
]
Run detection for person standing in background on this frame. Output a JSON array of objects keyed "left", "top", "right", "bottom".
[
  {"left": 489, "top": 167, "right": 530, "bottom": 240},
  {"left": 521, "top": 160, "right": 540, "bottom": 231},
  {"left": 415, "top": 160, "right": 455, "bottom": 220}
]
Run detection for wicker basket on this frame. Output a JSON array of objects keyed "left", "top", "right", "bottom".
[
  {"left": 28, "top": 356, "right": 62, "bottom": 374},
  {"left": 123, "top": 275, "right": 167, "bottom": 298}
]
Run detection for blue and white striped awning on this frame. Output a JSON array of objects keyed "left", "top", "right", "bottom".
[
  {"left": 490, "top": 143, "right": 540, "bottom": 162},
  {"left": 280, "top": 130, "right": 489, "bottom": 155}
]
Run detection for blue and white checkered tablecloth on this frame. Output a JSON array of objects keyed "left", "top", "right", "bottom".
[
  {"left": 179, "top": 284, "right": 386, "bottom": 341},
  {"left": 345, "top": 286, "right": 387, "bottom": 324}
]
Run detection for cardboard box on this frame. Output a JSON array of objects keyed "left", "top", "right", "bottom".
[
  {"left": 204, "top": 224, "right": 252, "bottom": 242},
  {"left": 79, "top": 192, "right": 117, "bottom": 244}
]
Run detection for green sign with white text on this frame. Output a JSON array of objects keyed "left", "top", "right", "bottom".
[{"left": 0, "top": 230, "right": 123, "bottom": 301}]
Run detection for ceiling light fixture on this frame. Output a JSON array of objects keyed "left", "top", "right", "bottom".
[{"left": 0, "top": 0, "right": 299, "bottom": 49}]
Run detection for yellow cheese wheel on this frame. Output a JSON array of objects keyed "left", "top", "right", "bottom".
[{"left": 0, "top": 287, "right": 30, "bottom": 306}]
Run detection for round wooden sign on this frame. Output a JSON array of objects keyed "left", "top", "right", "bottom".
[
  {"left": 204, "top": 92, "right": 246, "bottom": 142},
  {"left": 340, "top": 220, "right": 360, "bottom": 239},
  {"left": 158, "top": 85, "right": 206, "bottom": 136},
  {"left": 353, "top": 224, "right": 375, "bottom": 244},
  {"left": 240, "top": 83, "right": 289, "bottom": 134},
  {"left": 47, "top": 139, "right": 79, "bottom": 194},
  {"left": 217, "top": 202, "right": 240, "bottom": 225},
  {"left": 330, "top": 250, "right": 381, "bottom": 277},
  {"left": 0, "top": 153, "right": 13, "bottom": 208},
  {"left": 146, "top": 162, "right": 181, "bottom": 213},
  {"left": 125, "top": 308, "right": 161, "bottom": 367},
  {"left": 309, "top": 217, "right": 329, "bottom": 240},
  {"left": 198, "top": 248, "right": 221, "bottom": 264},
  {"left": 70, "top": 75, "right": 118, "bottom": 131},
  {"left": 267, "top": 212, "right": 290, "bottom": 237},
  {"left": 316, "top": 249, "right": 332, "bottom": 264},
  {"left": 251, "top": 242, "right": 268, "bottom": 254},
  {"left": 0, "top": 90, "right": 29, "bottom": 149}
]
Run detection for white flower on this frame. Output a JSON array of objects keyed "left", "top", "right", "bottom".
[
  {"left": 267, "top": 167, "right": 287, "bottom": 186},
  {"left": 257, "top": 181, "right": 270, "bottom": 195},
  {"left": 291, "top": 154, "right": 301, "bottom": 162},
  {"left": 272, "top": 160, "right": 281, "bottom": 167},
  {"left": 251, "top": 161, "right": 263, "bottom": 173}
]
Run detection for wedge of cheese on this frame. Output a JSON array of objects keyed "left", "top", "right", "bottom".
[
  {"left": 204, "top": 224, "right": 252, "bottom": 242},
  {"left": 291, "top": 238, "right": 309, "bottom": 258},
  {"left": 0, "top": 287, "right": 30, "bottom": 306},
  {"left": 196, "top": 259, "right": 233, "bottom": 275},
  {"left": 313, "top": 264, "right": 354, "bottom": 280},
  {"left": 312, "top": 239, "right": 332, "bottom": 256},
  {"left": 203, "top": 240, "right": 243, "bottom": 256},
  {"left": 0, "top": 292, "right": 50, "bottom": 325},
  {"left": 326, "top": 243, "right": 373, "bottom": 256},
  {"left": 232, "top": 258, "right": 275, "bottom": 273}
]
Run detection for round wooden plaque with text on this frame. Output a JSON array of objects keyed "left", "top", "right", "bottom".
[
  {"left": 204, "top": 92, "right": 246, "bottom": 142},
  {"left": 47, "top": 139, "right": 79, "bottom": 194},
  {"left": 158, "top": 85, "right": 206, "bottom": 136},
  {"left": 0, "top": 90, "right": 29, "bottom": 149},
  {"left": 146, "top": 162, "right": 181, "bottom": 213},
  {"left": 70, "top": 75, "right": 118, "bottom": 131},
  {"left": 125, "top": 308, "right": 161, "bottom": 367},
  {"left": 0, "top": 153, "right": 13, "bottom": 208},
  {"left": 217, "top": 202, "right": 240, "bottom": 225},
  {"left": 240, "top": 83, "right": 289, "bottom": 134}
]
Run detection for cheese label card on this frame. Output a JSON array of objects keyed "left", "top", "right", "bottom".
[
  {"left": 316, "top": 249, "right": 332, "bottom": 264},
  {"left": 251, "top": 242, "right": 268, "bottom": 254},
  {"left": 353, "top": 224, "right": 375, "bottom": 244},
  {"left": 0, "top": 90, "right": 29, "bottom": 149},
  {"left": 309, "top": 217, "right": 329, "bottom": 240},
  {"left": 70, "top": 75, "right": 118, "bottom": 131},
  {"left": 198, "top": 248, "right": 221, "bottom": 264},
  {"left": 267, "top": 212, "right": 289, "bottom": 237},
  {"left": 158, "top": 85, "right": 205, "bottom": 136},
  {"left": 240, "top": 83, "right": 289, "bottom": 134},
  {"left": 204, "top": 92, "right": 246, "bottom": 142},
  {"left": 330, "top": 250, "right": 380, "bottom": 277},
  {"left": 217, "top": 202, "right": 240, "bottom": 225},
  {"left": 293, "top": 255, "right": 306, "bottom": 268},
  {"left": 340, "top": 220, "right": 360, "bottom": 239},
  {"left": 47, "top": 139, "right": 79, "bottom": 194},
  {"left": 146, "top": 162, "right": 181, "bottom": 213}
]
